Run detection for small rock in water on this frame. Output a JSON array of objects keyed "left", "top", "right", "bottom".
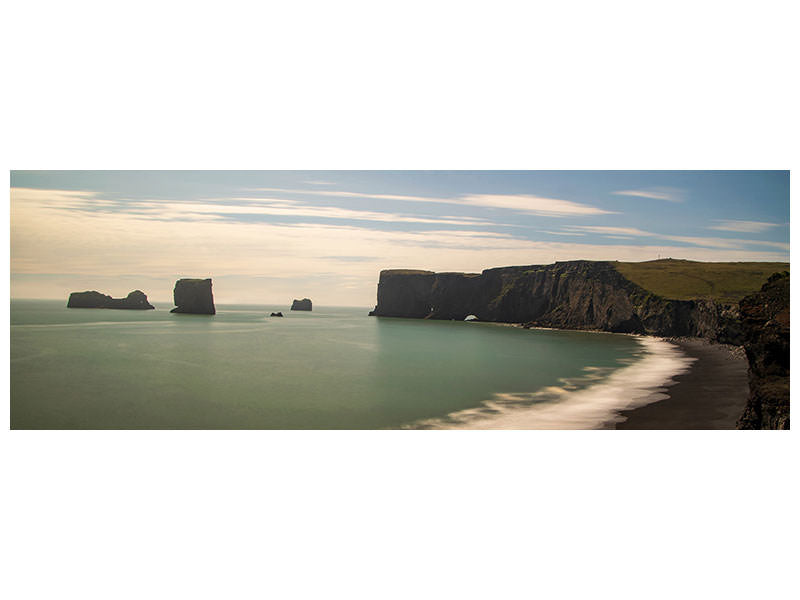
[
  {"left": 270, "top": 312, "right": 284, "bottom": 317},
  {"left": 291, "top": 298, "right": 312, "bottom": 311}
]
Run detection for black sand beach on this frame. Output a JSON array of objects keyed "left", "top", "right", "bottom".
[{"left": 616, "top": 338, "right": 749, "bottom": 429}]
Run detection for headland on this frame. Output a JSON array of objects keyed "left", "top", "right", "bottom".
[{"left": 369, "top": 259, "right": 789, "bottom": 429}]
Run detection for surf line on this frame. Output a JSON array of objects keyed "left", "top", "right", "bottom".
[{"left": 407, "top": 336, "right": 696, "bottom": 430}]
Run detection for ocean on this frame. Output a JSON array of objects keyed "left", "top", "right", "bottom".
[{"left": 9, "top": 300, "right": 694, "bottom": 429}]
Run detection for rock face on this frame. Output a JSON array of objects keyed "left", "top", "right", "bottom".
[
  {"left": 291, "top": 298, "right": 312, "bottom": 311},
  {"left": 67, "top": 290, "right": 155, "bottom": 310},
  {"left": 369, "top": 262, "right": 742, "bottom": 341},
  {"left": 170, "top": 278, "right": 215, "bottom": 314},
  {"left": 737, "top": 272, "right": 790, "bottom": 430}
]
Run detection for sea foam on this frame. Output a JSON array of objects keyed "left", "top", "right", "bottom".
[{"left": 408, "top": 336, "right": 696, "bottom": 430}]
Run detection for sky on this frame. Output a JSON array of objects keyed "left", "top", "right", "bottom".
[{"left": 9, "top": 171, "right": 790, "bottom": 306}]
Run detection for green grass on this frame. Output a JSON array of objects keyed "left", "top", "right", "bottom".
[
  {"left": 614, "top": 259, "right": 789, "bottom": 303},
  {"left": 381, "top": 269, "right": 435, "bottom": 276},
  {"left": 381, "top": 269, "right": 481, "bottom": 277}
]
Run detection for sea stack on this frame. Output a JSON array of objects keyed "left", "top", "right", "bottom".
[
  {"left": 171, "top": 278, "right": 216, "bottom": 314},
  {"left": 67, "top": 290, "right": 155, "bottom": 310},
  {"left": 291, "top": 298, "right": 312, "bottom": 311}
]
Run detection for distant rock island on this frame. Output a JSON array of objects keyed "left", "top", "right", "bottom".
[
  {"left": 67, "top": 290, "right": 155, "bottom": 310},
  {"left": 291, "top": 298, "right": 312, "bottom": 311},
  {"left": 171, "top": 278, "right": 215, "bottom": 314},
  {"left": 270, "top": 312, "right": 284, "bottom": 317}
]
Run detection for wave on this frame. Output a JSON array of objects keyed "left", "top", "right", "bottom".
[{"left": 407, "top": 336, "right": 696, "bottom": 430}]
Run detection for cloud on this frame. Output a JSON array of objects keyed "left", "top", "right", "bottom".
[
  {"left": 253, "top": 187, "right": 614, "bottom": 217},
  {"left": 10, "top": 187, "right": 788, "bottom": 305},
  {"left": 666, "top": 236, "right": 788, "bottom": 250},
  {"left": 538, "top": 230, "right": 586, "bottom": 237},
  {"left": 458, "top": 194, "right": 614, "bottom": 216},
  {"left": 147, "top": 198, "right": 495, "bottom": 227},
  {"left": 10, "top": 187, "right": 116, "bottom": 209},
  {"left": 708, "top": 220, "right": 782, "bottom": 233},
  {"left": 613, "top": 189, "right": 683, "bottom": 202},
  {"left": 12, "top": 188, "right": 493, "bottom": 228},
  {"left": 325, "top": 256, "right": 378, "bottom": 262},
  {"left": 564, "top": 225, "right": 789, "bottom": 251},
  {"left": 254, "top": 187, "right": 445, "bottom": 203},
  {"left": 566, "top": 225, "right": 651, "bottom": 237}
]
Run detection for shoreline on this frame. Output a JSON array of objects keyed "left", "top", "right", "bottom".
[
  {"left": 410, "top": 327, "right": 750, "bottom": 430},
  {"left": 483, "top": 323, "right": 751, "bottom": 429},
  {"left": 409, "top": 336, "right": 697, "bottom": 429},
  {"left": 615, "top": 338, "right": 749, "bottom": 429}
]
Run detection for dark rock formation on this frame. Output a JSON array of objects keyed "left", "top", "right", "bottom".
[
  {"left": 67, "top": 290, "right": 155, "bottom": 310},
  {"left": 737, "top": 272, "right": 789, "bottom": 429},
  {"left": 170, "top": 278, "right": 215, "bottom": 314},
  {"left": 369, "top": 262, "right": 742, "bottom": 341},
  {"left": 270, "top": 312, "right": 284, "bottom": 317},
  {"left": 291, "top": 298, "right": 312, "bottom": 311}
]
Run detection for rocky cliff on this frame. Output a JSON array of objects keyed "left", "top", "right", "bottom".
[
  {"left": 171, "top": 278, "right": 216, "bottom": 314},
  {"left": 737, "top": 272, "right": 790, "bottom": 429},
  {"left": 67, "top": 290, "right": 155, "bottom": 310},
  {"left": 369, "top": 261, "right": 742, "bottom": 341},
  {"left": 291, "top": 298, "right": 312, "bottom": 311}
]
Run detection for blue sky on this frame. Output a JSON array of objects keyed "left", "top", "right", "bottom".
[{"left": 10, "top": 171, "right": 789, "bottom": 305}]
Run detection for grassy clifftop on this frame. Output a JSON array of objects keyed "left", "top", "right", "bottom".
[{"left": 614, "top": 259, "right": 789, "bottom": 303}]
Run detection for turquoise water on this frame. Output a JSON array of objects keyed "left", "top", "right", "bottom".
[{"left": 10, "top": 300, "right": 645, "bottom": 429}]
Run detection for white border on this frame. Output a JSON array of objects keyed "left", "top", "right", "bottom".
[{"left": 3, "top": 2, "right": 796, "bottom": 599}]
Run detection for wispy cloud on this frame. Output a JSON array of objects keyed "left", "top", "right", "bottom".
[
  {"left": 459, "top": 194, "right": 614, "bottom": 216},
  {"left": 325, "top": 256, "right": 378, "bottom": 262},
  {"left": 666, "top": 236, "right": 788, "bottom": 250},
  {"left": 708, "top": 220, "right": 782, "bottom": 233},
  {"left": 565, "top": 225, "right": 650, "bottom": 237},
  {"left": 10, "top": 187, "right": 115, "bottom": 209},
  {"left": 538, "top": 230, "right": 586, "bottom": 237},
  {"left": 254, "top": 187, "right": 443, "bottom": 203},
  {"left": 252, "top": 187, "right": 615, "bottom": 217},
  {"left": 565, "top": 225, "right": 789, "bottom": 251},
  {"left": 11, "top": 189, "right": 493, "bottom": 228},
  {"left": 150, "top": 198, "right": 494, "bottom": 227},
  {"left": 613, "top": 188, "right": 683, "bottom": 202}
]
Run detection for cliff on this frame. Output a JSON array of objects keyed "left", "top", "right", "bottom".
[
  {"left": 369, "top": 261, "right": 743, "bottom": 341},
  {"left": 67, "top": 290, "right": 155, "bottom": 310},
  {"left": 291, "top": 298, "right": 312, "bottom": 311},
  {"left": 737, "top": 272, "right": 790, "bottom": 429},
  {"left": 171, "top": 278, "right": 216, "bottom": 314}
]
